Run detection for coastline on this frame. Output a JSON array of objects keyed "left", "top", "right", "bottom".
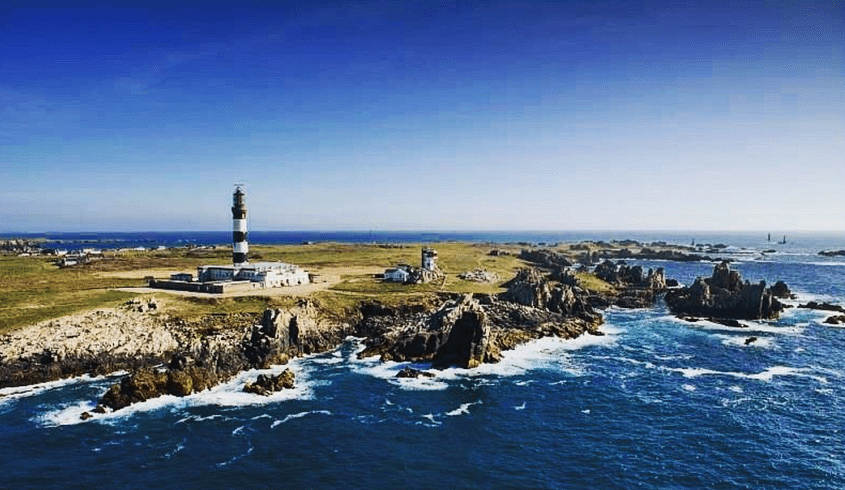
[{"left": 0, "top": 237, "right": 832, "bottom": 416}]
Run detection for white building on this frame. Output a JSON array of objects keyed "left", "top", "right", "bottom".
[
  {"left": 384, "top": 265, "right": 411, "bottom": 283},
  {"left": 196, "top": 262, "right": 310, "bottom": 287}
]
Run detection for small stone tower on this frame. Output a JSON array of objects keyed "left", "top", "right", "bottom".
[
  {"left": 232, "top": 186, "right": 248, "bottom": 265},
  {"left": 421, "top": 247, "right": 438, "bottom": 271}
]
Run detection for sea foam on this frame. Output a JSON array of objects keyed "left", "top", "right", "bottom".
[{"left": 34, "top": 362, "right": 317, "bottom": 427}]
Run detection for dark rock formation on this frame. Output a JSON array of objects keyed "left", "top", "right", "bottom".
[
  {"left": 357, "top": 294, "right": 493, "bottom": 369},
  {"left": 818, "top": 250, "right": 845, "bottom": 257},
  {"left": 593, "top": 248, "right": 722, "bottom": 263},
  {"left": 593, "top": 260, "right": 667, "bottom": 290},
  {"left": 665, "top": 261, "right": 785, "bottom": 320},
  {"left": 745, "top": 337, "right": 758, "bottom": 345},
  {"left": 770, "top": 281, "right": 795, "bottom": 299},
  {"left": 396, "top": 367, "right": 435, "bottom": 378},
  {"left": 823, "top": 315, "right": 845, "bottom": 325},
  {"left": 500, "top": 268, "right": 596, "bottom": 318},
  {"left": 799, "top": 301, "right": 845, "bottom": 313},
  {"left": 96, "top": 300, "right": 352, "bottom": 412},
  {"left": 709, "top": 318, "right": 746, "bottom": 328},
  {"left": 589, "top": 260, "right": 667, "bottom": 309},
  {"left": 357, "top": 268, "right": 606, "bottom": 370},
  {"left": 519, "top": 249, "right": 573, "bottom": 269},
  {"left": 243, "top": 369, "right": 295, "bottom": 396}
]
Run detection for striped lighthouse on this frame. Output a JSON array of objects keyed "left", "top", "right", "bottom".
[{"left": 232, "top": 186, "right": 248, "bottom": 265}]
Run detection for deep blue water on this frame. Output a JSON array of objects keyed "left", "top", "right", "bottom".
[
  {"left": 5, "top": 230, "right": 845, "bottom": 254},
  {"left": 1, "top": 234, "right": 844, "bottom": 489}
]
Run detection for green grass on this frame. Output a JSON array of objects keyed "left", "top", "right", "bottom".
[
  {"left": 0, "top": 242, "right": 529, "bottom": 333},
  {"left": 0, "top": 255, "right": 141, "bottom": 333},
  {"left": 575, "top": 272, "right": 616, "bottom": 295},
  {"left": 160, "top": 295, "right": 294, "bottom": 322}
]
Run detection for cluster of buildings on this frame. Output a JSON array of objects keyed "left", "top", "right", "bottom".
[
  {"left": 383, "top": 247, "right": 441, "bottom": 284},
  {"left": 149, "top": 187, "right": 444, "bottom": 294},
  {"left": 151, "top": 187, "right": 311, "bottom": 294}
]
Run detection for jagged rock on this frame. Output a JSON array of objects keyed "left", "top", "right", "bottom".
[
  {"left": 593, "top": 260, "right": 666, "bottom": 290},
  {"left": 709, "top": 318, "right": 746, "bottom": 328},
  {"left": 799, "top": 301, "right": 845, "bottom": 313},
  {"left": 819, "top": 250, "right": 845, "bottom": 257},
  {"left": 499, "top": 268, "right": 596, "bottom": 317},
  {"left": 80, "top": 412, "right": 92, "bottom": 421},
  {"left": 613, "top": 289, "right": 656, "bottom": 309},
  {"left": 645, "top": 268, "right": 667, "bottom": 290},
  {"left": 501, "top": 268, "right": 553, "bottom": 309},
  {"left": 551, "top": 267, "right": 578, "bottom": 286},
  {"left": 93, "top": 302, "right": 352, "bottom": 412},
  {"left": 396, "top": 367, "right": 435, "bottom": 378},
  {"left": 243, "top": 369, "right": 295, "bottom": 396},
  {"left": 665, "top": 261, "right": 785, "bottom": 320},
  {"left": 710, "top": 261, "right": 742, "bottom": 291},
  {"left": 357, "top": 295, "right": 491, "bottom": 369},
  {"left": 745, "top": 337, "right": 758, "bottom": 345},
  {"left": 98, "top": 369, "right": 170, "bottom": 410},
  {"left": 823, "top": 315, "right": 845, "bottom": 325},
  {"left": 519, "top": 249, "right": 573, "bottom": 269},
  {"left": 770, "top": 281, "right": 794, "bottom": 299},
  {"left": 430, "top": 295, "right": 490, "bottom": 369},
  {"left": 357, "top": 268, "right": 606, "bottom": 371}
]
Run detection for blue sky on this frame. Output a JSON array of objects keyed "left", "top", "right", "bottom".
[{"left": 1, "top": 1, "right": 842, "bottom": 232}]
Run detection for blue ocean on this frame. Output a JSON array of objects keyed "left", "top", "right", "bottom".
[{"left": 2, "top": 232, "right": 844, "bottom": 489}]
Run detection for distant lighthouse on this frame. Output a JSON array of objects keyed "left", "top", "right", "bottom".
[{"left": 232, "top": 186, "right": 248, "bottom": 265}]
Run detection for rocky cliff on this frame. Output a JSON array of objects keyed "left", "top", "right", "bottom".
[
  {"left": 96, "top": 299, "right": 353, "bottom": 411},
  {"left": 665, "top": 261, "right": 786, "bottom": 320},
  {"left": 356, "top": 268, "right": 604, "bottom": 369}
]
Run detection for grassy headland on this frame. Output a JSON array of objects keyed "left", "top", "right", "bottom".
[{"left": 0, "top": 242, "right": 615, "bottom": 334}]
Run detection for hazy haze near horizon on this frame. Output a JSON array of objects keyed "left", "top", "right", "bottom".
[{"left": 1, "top": 1, "right": 842, "bottom": 232}]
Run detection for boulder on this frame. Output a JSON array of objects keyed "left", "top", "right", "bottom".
[
  {"left": 396, "top": 367, "right": 435, "bottom": 378},
  {"left": 243, "top": 369, "right": 295, "bottom": 396},
  {"left": 769, "top": 281, "right": 795, "bottom": 299}
]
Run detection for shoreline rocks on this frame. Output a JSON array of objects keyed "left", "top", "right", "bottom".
[
  {"left": 93, "top": 299, "right": 354, "bottom": 412},
  {"left": 1, "top": 256, "right": 789, "bottom": 414},
  {"left": 243, "top": 369, "right": 296, "bottom": 396},
  {"left": 799, "top": 301, "right": 845, "bottom": 313},
  {"left": 665, "top": 261, "right": 786, "bottom": 321}
]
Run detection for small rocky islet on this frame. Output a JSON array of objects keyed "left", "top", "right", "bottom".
[{"left": 1, "top": 241, "right": 841, "bottom": 418}]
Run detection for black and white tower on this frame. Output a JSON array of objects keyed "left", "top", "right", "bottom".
[{"left": 232, "top": 185, "right": 248, "bottom": 265}]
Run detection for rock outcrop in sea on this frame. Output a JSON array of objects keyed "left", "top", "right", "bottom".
[{"left": 665, "top": 261, "right": 786, "bottom": 320}]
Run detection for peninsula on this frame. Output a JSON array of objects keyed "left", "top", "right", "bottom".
[{"left": 2, "top": 230, "right": 819, "bottom": 418}]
